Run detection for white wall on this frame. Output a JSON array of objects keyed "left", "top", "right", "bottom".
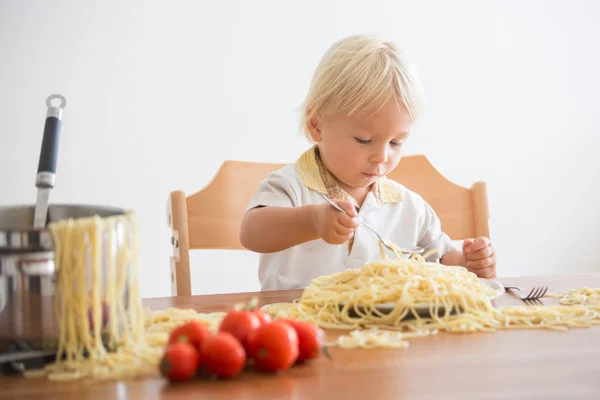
[{"left": 1, "top": 0, "right": 599, "bottom": 299}]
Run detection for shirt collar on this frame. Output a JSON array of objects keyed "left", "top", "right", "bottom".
[{"left": 294, "top": 145, "right": 403, "bottom": 209}]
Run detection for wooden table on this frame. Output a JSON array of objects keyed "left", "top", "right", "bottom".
[{"left": 2, "top": 272, "right": 600, "bottom": 399}]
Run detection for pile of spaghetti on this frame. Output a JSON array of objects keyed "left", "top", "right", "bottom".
[{"left": 262, "top": 255, "right": 600, "bottom": 349}]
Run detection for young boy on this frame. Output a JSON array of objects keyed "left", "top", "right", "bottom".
[{"left": 240, "top": 34, "right": 496, "bottom": 291}]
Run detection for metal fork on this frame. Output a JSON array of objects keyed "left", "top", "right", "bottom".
[
  {"left": 523, "top": 298, "right": 544, "bottom": 306},
  {"left": 319, "top": 193, "right": 423, "bottom": 255},
  {"left": 503, "top": 285, "right": 548, "bottom": 301}
]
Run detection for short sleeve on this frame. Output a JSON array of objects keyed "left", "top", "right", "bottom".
[
  {"left": 416, "top": 202, "right": 457, "bottom": 262},
  {"left": 245, "top": 169, "right": 298, "bottom": 213}
]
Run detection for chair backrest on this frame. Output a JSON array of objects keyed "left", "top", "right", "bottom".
[{"left": 167, "top": 155, "right": 489, "bottom": 295}]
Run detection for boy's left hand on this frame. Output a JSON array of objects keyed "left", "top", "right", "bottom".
[{"left": 462, "top": 237, "right": 496, "bottom": 279}]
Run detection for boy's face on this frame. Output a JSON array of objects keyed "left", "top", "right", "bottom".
[{"left": 308, "top": 97, "right": 412, "bottom": 200}]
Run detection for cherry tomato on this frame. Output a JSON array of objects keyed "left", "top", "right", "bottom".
[
  {"left": 281, "top": 319, "right": 328, "bottom": 362},
  {"left": 201, "top": 332, "right": 246, "bottom": 379},
  {"left": 168, "top": 321, "right": 212, "bottom": 350},
  {"left": 252, "top": 308, "right": 272, "bottom": 325},
  {"left": 159, "top": 342, "right": 200, "bottom": 382},
  {"left": 218, "top": 310, "right": 261, "bottom": 353},
  {"left": 248, "top": 320, "right": 299, "bottom": 372}
]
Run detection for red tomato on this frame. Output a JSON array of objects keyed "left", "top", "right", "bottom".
[
  {"left": 281, "top": 319, "right": 328, "bottom": 362},
  {"left": 201, "top": 332, "right": 246, "bottom": 379},
  {"left": 218, "top": 310, "right": 261, "bottom": 353},
  {"left": 248, "top": 320, "right": 299, "bottom": 372},
  {"left": 252, "top": 308, "right": 272, "bottom": 325},
  {"left": 159, "top": 342, "right": 200, "bottom": 382},
  {"left": 168, "top": 321, "right": 212, "bottom": 351}
]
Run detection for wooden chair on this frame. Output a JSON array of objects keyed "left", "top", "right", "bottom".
[{"left": 166, "top": 155, "right": 489, "bottom": 296}]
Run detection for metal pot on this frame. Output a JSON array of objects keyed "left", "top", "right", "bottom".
[
  {"left": 0, "top": 95, "right": 130, "bottom": 369},
  {"left": 0, "top": 204, "right": 126, "bottom": 253},
  {"left": 0, "top": 204, "right": 127, "bottom": 355}
]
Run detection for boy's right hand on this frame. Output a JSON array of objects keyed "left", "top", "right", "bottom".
[{"left": 311, "top": 200, "right": 359, "bottom": 245}]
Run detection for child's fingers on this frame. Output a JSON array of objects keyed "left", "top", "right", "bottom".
[
  {"left": 465, "top": 246, "right": 494, "bottom": 261},
  {"left": 481, "top": 266, "right": 496, "bottom": 279},
  {"left": 462, "top": 238, "right": 475, "bottom": 252},
  {"left": 339, "top": 232, "right": 354, "bottom": 242},
  {"left": 334, "top": 225, "right": 354, "bottom": 237},
  {"left": 335, "top": 200, "right": 358, "bottom": 218},
  {"left": 464, "top": 237, "right": 490, "bottom": 254},
  {"left": 466, "top": 254, "right": 495, "bottom": 271},
  {"left": 324, "top": 230, "right": 353, "bottom": 244},
  {"left": 338, "top": 214, "right": 359, "bottom": 229}
]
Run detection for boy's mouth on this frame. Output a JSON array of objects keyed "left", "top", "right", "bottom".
[{"left": 361, "top": 172, "right": 381, "bottom": 178}]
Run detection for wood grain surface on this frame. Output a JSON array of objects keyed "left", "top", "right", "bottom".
[{"left": 1, "top": 272, "right": 599, "bottom": 400}]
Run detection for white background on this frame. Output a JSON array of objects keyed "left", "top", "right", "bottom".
[{"left": 1, "top": 0, "right": 599, "bottom": 299}]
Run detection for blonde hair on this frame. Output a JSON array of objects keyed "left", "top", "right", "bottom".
[{"left": 301, "top": 34, "right": 424, "bottom": 140}]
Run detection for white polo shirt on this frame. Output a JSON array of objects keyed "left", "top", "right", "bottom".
[{"left": 245, "top": 146, "right": 457, "bottom": 291}]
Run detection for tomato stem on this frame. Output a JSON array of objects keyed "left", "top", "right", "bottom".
[
  {"left": 177, "top": 334, "right": 189, "bottom": 343},
  {"left": 257, "top": 348, "right": 269, "bottom": 359}
]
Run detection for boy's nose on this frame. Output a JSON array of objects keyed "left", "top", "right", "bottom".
[{"left": 370, "top": 147, "right": 388, "bottom": 164}]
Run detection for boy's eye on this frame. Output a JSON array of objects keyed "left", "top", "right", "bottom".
[
  {"left": 390, "top": 141, "right": 403, "bottom": 147},
  {"left": 354, "top": 137, "right": 371, "bottom": 144}
]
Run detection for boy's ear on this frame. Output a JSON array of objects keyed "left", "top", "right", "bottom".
[{"left": 307, "top": 117, "right": 322, "bottom": 142}]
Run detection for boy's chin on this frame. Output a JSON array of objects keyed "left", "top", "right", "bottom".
[
  {"left": 346, "top": 180, "right": 377, "bottom": 190},
  {"left": 336, "top": 174, "right": 378, "bottom": 191}
]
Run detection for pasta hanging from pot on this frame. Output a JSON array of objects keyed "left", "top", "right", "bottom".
[
  {"left": 26, "top": 211, "right": 223, "bottom": 381},
  {"left": 43, "top": 212, "right": 145, "bottom": 379}
]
